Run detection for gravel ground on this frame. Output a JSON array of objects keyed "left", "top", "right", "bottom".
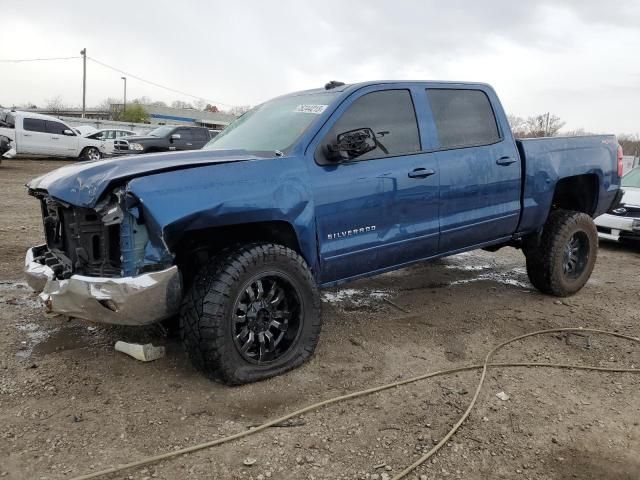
[{"left": 1, "top": 159, "right": 639, "bottom": 480}]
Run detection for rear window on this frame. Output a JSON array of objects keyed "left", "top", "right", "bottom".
[
  {"left": 45, "top": 121, "right": 69, "bottom": 135},
  {"left": 192, "top": 129, "right": 209, "bottom": 141},
  {"left": 427, "top": 89, "right": 500, "bottom": 149},
  {"left": 23, "top": 118, "right": 47, "bottom": 133}
]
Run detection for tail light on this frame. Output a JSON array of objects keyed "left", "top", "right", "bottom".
[{"left": 617, "top": 144, "right": 624, "bottom": 177}]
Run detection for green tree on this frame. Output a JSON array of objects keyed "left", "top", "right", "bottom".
[{"left": 119, "top": 104, "right": 149, "bottom": 123}]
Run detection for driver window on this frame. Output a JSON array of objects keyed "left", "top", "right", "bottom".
[{"left": 319, "top": 89, "right": 420, "bottom": 162}]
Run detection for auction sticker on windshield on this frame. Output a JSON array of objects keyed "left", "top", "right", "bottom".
[{"left": 294, "top": 104, "right": 328, "bottom": 114}]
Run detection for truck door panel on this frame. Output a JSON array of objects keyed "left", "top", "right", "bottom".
[
  {"left": 20, "top": 118, "right": 49, "bottom": 155},
  {"left": 310, "top": 88, "right": 440, "bottom": 284},
  {"left": 45, "top": 120, "right": 78, "bottom": 157},
  {"left": 426, "top": 88, "right": 521, "bottom": 252}
]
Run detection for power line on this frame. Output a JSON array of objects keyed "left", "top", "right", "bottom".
[
  {"left": 87, "top": 56, "right": 234, "bottom": 107},
  {"left": 0, "top": 56, "right": 80, "bottom": 63}
]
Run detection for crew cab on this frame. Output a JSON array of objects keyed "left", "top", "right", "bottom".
[
  {"left": 24, "top": 81, "right": 621, "bottom": 385},
  {"left": 0, "top": 110, "right": 105, "bottom": 161},
  {"left": 112, "top": 125, "right": 211, "bottom": 155}
]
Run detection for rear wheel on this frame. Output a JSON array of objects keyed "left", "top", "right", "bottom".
[
  {"left": 81, "top": 147, "right": 101, "bottom": 162},
  {"left": 180, "top": 243, "right": 322, "bottom": 385},
  {"left": 524, "top": 210, "right": 598, "bottom": 296}
]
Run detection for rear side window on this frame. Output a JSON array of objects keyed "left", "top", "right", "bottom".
[
  {"left": 427, "top": 89, "right": 500, "bottom": 149},
  {"left": 45, "top": 121, "right": 69, "bottom": 135},
  {"left": 23, "top": 118, "right": 47, "bottom": 133},
  {"left": 192, "top": 129, "right": 209, "bottom": 141},
  {"left": 322, "top": 89, "right": 420, "bottom": 162},
  {"left": 176, "top": 129, "right": 193, "bottom": 141}
]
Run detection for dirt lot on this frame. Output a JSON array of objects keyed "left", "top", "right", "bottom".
[{"left": 1, "top": 159, "right": 639, "bottom": 480}]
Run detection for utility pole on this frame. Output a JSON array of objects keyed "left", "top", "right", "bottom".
[
  {"left": 80, "top": 48, "right": 87, "bottom": 118},
  {"left": 121, "top": 77, "right": 127, "bottom": 113},
  {"left": 545, "top": 112, "right": 550, "bottom": 136}
]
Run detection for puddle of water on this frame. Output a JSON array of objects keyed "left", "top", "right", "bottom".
[
  {"left": 448, "top": 272, "right": 530, "bottom": 289},
  {"left": 0, "top": 281, "right": 29, "bottom": 291},
  {"left": 15, "top": 323, "right": 56, "bottom": 359},
  {"left": 445, "top": 264, "right": 492, "bottom": 271},
  {"left": 322, "top": 288, "right": 392, "bottom": 305},
  {"left": 32, "top": 328, "right": 92, "bottom": 355}
]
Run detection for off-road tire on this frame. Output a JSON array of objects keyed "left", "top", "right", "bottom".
[
  {"left": 180, "top": 243, "right": 322, "bottom": 385},
  {"left": 524, "top": 209, "right": 598, "bottom": 297}
]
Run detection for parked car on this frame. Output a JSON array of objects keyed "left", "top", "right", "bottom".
[
  {"left": 208, "top": 129, "right": 222, "bottom": 138},
  {"left": 0, "top": 111, "right": 105, "bottom": 161},
  {"left": 84, "top": 129, "right": 137, "bottom": 156},
  {"left": 112, "top": 125, "right": 211, "bottom": 155},
  {"left": 595, "top": 166, "right": 640, "bottom": 242},
  {"left": 25, "top": 80, "right": 621, "bottom": 385}
]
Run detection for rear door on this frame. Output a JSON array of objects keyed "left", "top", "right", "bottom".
[
  {"left": 191, "top": 128, "right": 210, "bottom": 149},
  {"left": 170, "top": 128, "right": 194, "bottom": 150},
  {"left": 425, "top": 87, "right": 521, "bottom": 252},
  {"left": 20, "top": 118, "right": 50, "bottom": 155},
  {"left": 45, "top": 120, "right": 79, "bottom": 157},
  {"left": 310, "top": 86, "right": 440, "bottom": 284}
]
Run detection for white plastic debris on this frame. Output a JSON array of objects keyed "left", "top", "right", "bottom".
[
  {"left": 496, "top": 391, "right": 510, "bottom": 401},
  {"left": 114, "top": 341, "right": 165, "bottom": 362}
]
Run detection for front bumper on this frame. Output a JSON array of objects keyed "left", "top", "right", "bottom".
[
  {"left": 594, "top": 213, "right": 640, "bottom": 242},
  {"left": 24, "top": 246, "right": 182, "bottom": 326}
]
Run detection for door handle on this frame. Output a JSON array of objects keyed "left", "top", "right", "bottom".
[
  {"left": 23, "top": 133, "right": 32, "bottom": 137},
  {"left": 496, "top": 156, "right": 516, "bottom": 166},
  {"left": 51, "top": 136, "right": 60, "bottom": 140},
  {"left": 408, "top": 167, "right": 436, "bottom": 179}
]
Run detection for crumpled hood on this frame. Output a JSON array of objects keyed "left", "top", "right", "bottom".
[{"left": 27, "top": 149, "right": 258, "bottom": 208}]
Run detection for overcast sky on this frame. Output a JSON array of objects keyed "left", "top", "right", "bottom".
[{"left": 1, "top": 0, "right": 639, "bottom": 133}]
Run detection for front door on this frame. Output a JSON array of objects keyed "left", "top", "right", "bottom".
[
  {"left": 311, "top": 88, "right": 440, "bottom": 284},
  {"left": 45, "top": 120, "right": 79, "bottom": 157}
]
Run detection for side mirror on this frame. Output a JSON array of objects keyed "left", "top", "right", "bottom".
[
  {"left": 63, "top": 129, "right": 76, "bottom": 136},
  {"left": 170, "top": 133, "right": 181, "bottom": 141},
  {"left": 326, "top": 128, "right": 378, "bottom": 162}
]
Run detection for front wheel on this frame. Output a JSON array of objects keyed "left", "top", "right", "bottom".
[
  {"left": 80, "top": 147, "right": 102, "bottom": 162},
  {"left": 524, "top": 210, "right": 598, "bottom": 297},
  {"left": 180, "top": 243, "right": 322, "bottom": 385}
]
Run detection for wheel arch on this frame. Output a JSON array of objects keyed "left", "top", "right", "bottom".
[
  {"left": 550, "top": 174, "right": 599, "bottom": 216},
  {"left": 172, "top": 220, "right": 310, "bottom": 289}
]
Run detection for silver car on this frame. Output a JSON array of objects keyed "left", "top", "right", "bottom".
[{"left": 595, "top": 167, "right": 640, "bottom": 242}]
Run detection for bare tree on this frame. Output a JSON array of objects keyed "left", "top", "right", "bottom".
[
  {"left": 193, "top": 99, "right": 207, "bottom": 111},
  {"left": 227, "top": 105, "right": 251, "bottom": 117},
  {"left": 523, "top": 113, "right": 565, "bottom": 137},
  {"left": 618, "top": 133, "right": 640, "bottom": 157},
  {"left": 508, "top": 113, "right": 566, "bottom": 138},
  {"left": 507, "top": 114, "right": 527, "bottom": 138},
  {"left": 45, "top": 96, "right": 67, "bottom": 114},
  {"left": 171, "top": 100, "right": 194, "bottom": 110}
]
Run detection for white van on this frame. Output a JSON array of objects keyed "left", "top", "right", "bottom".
[{"left": 0, "top": 110, "right": 105, "bottom": 161}]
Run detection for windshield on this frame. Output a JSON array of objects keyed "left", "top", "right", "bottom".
[
  {"left": 622, "top": 167, "right": 640, "bottom": 188},
  {"left": 204, "top": 92, "right": 336, "bottom": 154},
  {"left": 148, "top": 126, "right": 174, "bottom": 137}
]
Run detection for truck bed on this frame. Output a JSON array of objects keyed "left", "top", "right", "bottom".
[{"left": 516, "top": 135, "right": 619, "bottom": 234}]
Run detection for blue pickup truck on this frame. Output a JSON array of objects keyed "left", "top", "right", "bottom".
[{"left": 25, "top": 80, "right": 622, "bottom": 384}]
